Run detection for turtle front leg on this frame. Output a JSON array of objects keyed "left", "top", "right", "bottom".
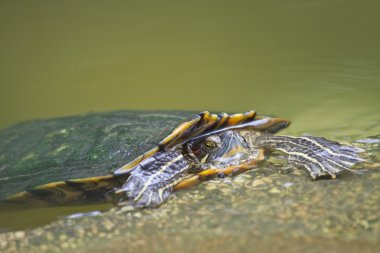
[
  {"left": 174, "top": 149, "right": 265, "bottom": 190},
  {"left": 113, "top": 151, "right": 190, "bottom": 208}
]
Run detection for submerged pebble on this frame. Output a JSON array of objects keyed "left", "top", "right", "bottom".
[
  {"left": 250, "top": 177, "right": 273, "bottom": 188},
  {"left": 66, "top": 211, "right": 102, "bottom": 219},
  {"left": 283, "top": 182, "right": 293, "bottom": 188},
  {"left": 356, "top": 138, "right": 380, "bottom": 144},
  {"left": 268, "top": 187, "right": 281, "bottom": 194}
]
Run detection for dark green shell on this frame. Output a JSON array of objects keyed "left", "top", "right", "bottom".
[{"left": 0, "top": 110, "right": 196, "bottom": 199}]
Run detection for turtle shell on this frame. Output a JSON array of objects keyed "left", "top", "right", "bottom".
[{"left": 0, "top": 110, "right": 286, "bottom": 204}]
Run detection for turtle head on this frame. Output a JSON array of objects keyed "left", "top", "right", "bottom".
[
  {"left": 185, "top": 116, "right": 290, "bottom": 168},
  {"left": 186, "top": 130, "right": 254, "bottom": 168}
]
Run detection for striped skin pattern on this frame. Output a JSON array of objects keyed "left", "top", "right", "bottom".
[
  {"left": 114, "top": 151, "right": 190, "bottom": 208},
  {"left": 255, "top": 135, "right": 365, "bottom": 179}
]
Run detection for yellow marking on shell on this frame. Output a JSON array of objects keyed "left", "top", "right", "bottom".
[
  {"left": 8, "top": 181, "right": 84, "bottom": 204},
  {"left": 214, "top": 113, "right": 229, "bottom": 128},
  {"left": 69, "top": 174, "right": 115, "bottom": 185},
  {"left": 197, "top": 112, "right": 219, "bottom": 135},
  {"left": 6, "top": 175, "right": 116, "bottom": 205},
  {"left": 117, "top": 147, "right": 160, "bottom": 173},
  {"left": 21, "top": 153, "right": 36, "bottom": 161},
  {"left": 227, "top": 113, "right": 244, "bottom": 125},
  {"left": 50, "top": 144, "right": 69, "bottom": 156},
  {"left": 133, "top": 154, "right": 186, "bottom": 201},
  {"left": 35, "top": 181, "right": 66, "bottom": 189},
  {"left": 226, "top": 111, "right": 256, "bottom": 126},
  {"left": 46, "top": 128, "right": 70, "bottom": 138},
  {"left": 159, "top": 117, "right": 201, "bottom": 147},
  {"left": 60, "top": 129, "right": 68, "bottom": 134},
  {"left": 5, "top": 191, "right": 48, "bottom": 205},
  {"left": 239, "top": 117, "right": 290, "bottom": 132},
  {"left": 158, "top": 111, "right": 256, "bottom": 148}
]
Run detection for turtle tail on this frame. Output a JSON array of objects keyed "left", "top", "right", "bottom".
[{"left": 255, "top": 135, "right": 366, "bottom": 179}]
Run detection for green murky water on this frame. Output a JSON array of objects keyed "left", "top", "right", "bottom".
[{"left": 0, "top": 0, "right": 379, "bottom": 252}]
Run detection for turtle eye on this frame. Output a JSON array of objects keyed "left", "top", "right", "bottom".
[{"left": 203, "top": 136, "right": 221, "bottom": 152}]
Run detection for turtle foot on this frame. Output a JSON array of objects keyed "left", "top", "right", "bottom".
[
  {"left": 114, "top": 177, "right": 172, "bottom": 208},
  {"left": 259, "top": 135, "right": 366, "bottom": 179}
]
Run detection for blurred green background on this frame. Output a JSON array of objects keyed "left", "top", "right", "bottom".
[{"left": 0, "top": 0, "right": 379, "bottom": 136}]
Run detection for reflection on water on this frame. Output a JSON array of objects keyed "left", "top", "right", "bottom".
[
  {"left": 0, "top": 0, "right": 379, "bottom": 252},
  {"left": 0, "top": 203, "right": 112, "bottom": 232},
  {"left": 0, "top": 0, "right": 379, "bottom": 131}
]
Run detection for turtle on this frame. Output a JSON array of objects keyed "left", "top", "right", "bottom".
[{"left": 0, "top": 110, "right": 365, "bottom": 208}]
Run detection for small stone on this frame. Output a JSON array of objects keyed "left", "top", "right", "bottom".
[
  {"left": 291, "top": 170, "right": 303, "bottom": 176},
  {"left": 205, "top": 183, "right": 217, "bottom": 191},
  {"left": 360, "top": 220, "right": 369, "bottom": 229},
  {"left": 370, "top": 173, "right": 380, "bottom": 179},
  {"left": 269, "top": 187, "right": 281, "bottom": 194},
  {"left": 233, "top": 177, "right": 246, "bottom": 185},
  {"left": 0, "top": 240, "right": 7, "bottom": 249},
  {"left": 14, "top": 231, "right": 25, "bottom": 239},
  {"left": 46, "top": 232, "right": 54, "bottom": 241},
  {"left": 356, "top": 138, "right": 380, "bottom": 144},
  {"left": 208, "top": 179, "right": 220, "bottom": 184},
  {"left": 77, "top": 228, "right": 85, "bottom": 237},
  {"left": 283, "top": 182, "right": 293, "bottom": 188},
  {"left": 59, "top": 234, "right": 67, "bottom": 241},
  {"left": 91, "top": 226, "right": 98, "bottom": 234},
  {"left": 219, "top": 187, "right": 231, "bottom": 195},
  {"left": 251, "top": 177, "right": 273, "bottom": 188},
  {"left": 103, "top": 219, "right": 114, "bottom": 231},
  {"left": 120, "top": 205, "right": 135, "bottom": 212}
]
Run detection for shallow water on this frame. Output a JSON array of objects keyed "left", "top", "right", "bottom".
[{"left": 0, "top": 0, "right": 380, "bottom": 252}]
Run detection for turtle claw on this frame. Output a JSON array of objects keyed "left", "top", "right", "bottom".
[
  {"left": 114, "top": 175, "right": 173, "bottom": 208},
  {"left": 113, "top": 151, "right": 186, "bottom": 208},
  {"left": 290, "top": 136, "right": 365, "bottom": 179}
]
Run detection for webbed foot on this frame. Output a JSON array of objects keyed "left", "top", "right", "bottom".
[
  {"left": 113, "top": 151, "right": 189, "bottom": 208},
  {"left": 259, "top": 135, "right": 366, "bottom": 179}
]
